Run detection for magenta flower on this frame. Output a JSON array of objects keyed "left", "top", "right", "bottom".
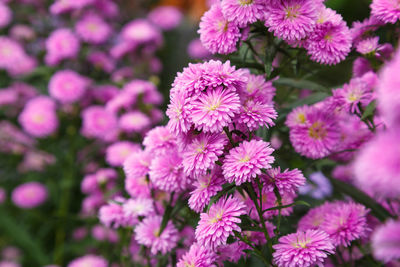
[
  {"left": 187, "top": 38, "right": 211, "bottom": 59},
  {"left": 45, "top": 28, "right": 80, "bottom": 66},
  {"left": 98, "top": 202, "right": 126, "bottom": 228},
  {"left": 198, "top": 3, "right": 241, "bottom": 55},
  {"left": 148, "top": 6, "right": 183, "bottom": 30},
  {"left": 125, "top": 175, "right": 151, "bottom": 199},
  {"left": 191, "top": 86, "right": 241, "bottom": 133},
  {"left": 223, "top": 140, "right": 274, "bottom": 185},
  {"left": 264, "top": 0, "right": 319, "bottom": 41},
  {"left": 166, "top": 89, "right": 192, "bottom": 134},
  {"left": 118, "top": 111, "right": 151, "bottom": 133},
  {"left": 195, "top": 195, "right": 246, "bottom": 250},
  {"left": 81, "top": 106, "right": 118, "bottom": 141},
  {"left": 298, "top": 202, "right": 335, "bottom": 231},
  {"left": 75, "top": 13, "right": 111, "bottom": 44},
  {"left": 122, "top": 198, "right": 154, "bottom": 218},
  {"left": 273, "top": 229, "right": 335, "bottom": 267},
  {"left": 263, "top": 167, "right": 306, "bottom": 195},
  {"left": 177, "top": 243, "right": 217, "bottom": 267},
  {"left": 123, "top": 149, "right": 152, "bottom": 179},
  {"left": 134, "top": 216, "right": 179, "bottom": 255},
  {"left": 143, "top": 126, "right": 177, "bottom": 156},
  {"left": 0, "top": 2, "right": 11, "bottom": 29},
  {"left": 183, "top": 132, "right": 227, "bottom": 177},
  {"left": 12, "top": 182, "right": 47, "bottom": 209},
  {"left": 356, "top": 36, "right": 380, "bottom": 55},
  {"left": 234, "top": 100, "right": 277, "bottom": 131},
  {"left": 188, "top": 168, "right": 225, "bottom": 212},
  {"left": 285, "top": 105, "right": 312, "bottom": 128},
  {"left": 372, "top": 219, "right": 400, "bottom": 262},
  {"left": 221, "top": 0, "right": 266, "bottom": 27},
  {"left": 67, "top": 254, "right": 107, "bottom": 267},
  {"left": 240, "top": 73, "right": 276, "bottom": 104},
  {"left": 48, "top": 70, "right": 90, "bottom": 104},
  {"left": 105, "top": 141, "right": 140, "bottom": 167},
  {"left": 371, "top": 0, "right": 400, "bottom": 24},
  {"left": 289, "top": 107, "right": 340, "bottom": 159}
]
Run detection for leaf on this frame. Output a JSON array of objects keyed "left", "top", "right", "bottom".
[
  {"left": 361, "top": 100, "right": 376, "bottom": 120},
  {"left": 287, "top": 92, "right": 330, "bottom": 109},
  {"left": 262, "top": 201, "right": 309, "bottom": 214},
  {"left": 273, "top": 77, "right": 329, "bottom": 92}
]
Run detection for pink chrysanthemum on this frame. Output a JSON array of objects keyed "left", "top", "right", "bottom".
[
  {"left": 234, "top": 100, "right": 277, "bottom": 131},
  {"left": 48, "top": 70, "right": 90, "bottom": 104},
  {"left": 149, "top": 150, "right": 189, "bottom": 192},
  {"left": 240, "top": 73, "right": 276, "bottom": 104},
  {"left": 121, "top": 19, "right": 162, "bottom": 46},
  {"left": 67, "top": 254, "right": 107, "bottom": 267},
  {"left": 352, "top": 57, "right": 373, "bottom": 78},
  {"left": 183, "top": 132, "right": 227, "bottom": 177},
  {"left": 273, "top": 229, "right": 335, "bottom": 267},
  {"left": 350, "top": 17, "right": 382, "bottom": 45},
  {"left": 134, "top": 216, "right": 179, "bottom": 255},
  {"left": 371, "top": 0, "right": 400, "bottom": 24},
  {"left": 221, "top": 0, "right": 266, "bottom": 27},
  {"left": 320, "top": 201, "right": 370, "bottom": 247},
  {"left": 177, "top": 243, "right": 217, "bottom": 267},
  {"left": 81, "top": 106, "right": 117, "bottom": 140},
  {"left": 18, "top": 96, "right": 58, "bottom": 138},
  {"left": 263, "top": 167, "right": 306, "bottom": 195},
  {"left": 198, "top": 3, "right": 241, "bottom": 55},
  {"left": 11, "top": 182, "right": 47, "bottom": 209},
  {"left": 187, "top": 38, "right": 211, "bottom": 59},
  {"left": 148, "top": 6, "right": 183, "bottom": 30},
  {"left": 0, "top": 2, "right": 11, "bottom": 29},
  {"left": 195, "top": 195, "right": 246, "bottom": 250},
  {"left": 353, "top": 129, "right": 400, "bottom": 199},
  {"left": 289, "top": 107, "right": 340, "bottom": 159},
  {"left": 304, "top": 7, "right": 352, "bottom": 65},
  {"left": 285, "top": 105, "right": 312, "bottom": 128},
  {"left": 75, "top": 13, "right": 111, "bottom": 44},
  {"left": 372, "top": 219, "right": 400, "bottom": 262},
  {"left": 223, "top": 140, "right": 274, "bottom": 185},
  {"left": 143, "top": 126, "right": 177, "bottom": 155},
  {"left": 119, "top": 111, "right": 151, "bottom": 133},
  {"left": 297, "top": 202, "right": 335, "bottom": 231},
  {"left": 105, "top": 141, "right": 140, "bottom": 167},
  {"left": 188, "top": 168, "right": 225, "bottom": 212},
  {"left": 123, "top": 149, "right": 152, "bottom": 179},
  {"left": 166, "top": 89, "right": 192, "bottom": 134},
  {"left": 191, "top": 86, "right": 241, "bottom": 133},
  {"left": 87, "top": 51, "right": 115, "bottom": 73},
  {"left": 99, "top": 201, "right": 133, "bottom": 228},
  {"left": 125, "top": 175, "right": 151, "bottom": 199},
  {"left": 45, "top": 28, "right": 80, "bottom": 66},
  {"left": 122, "top": 198, "right": 154, "bottom": 218},
  {"left": 264, "top": 0, "right": 319, "bottom": 42},
  {"left": 356, "top": 36, "right": 380, "bottom": 55}
]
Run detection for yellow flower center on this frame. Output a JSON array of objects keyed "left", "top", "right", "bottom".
[
  {"left": 308, "top": 121, "right": 327, "bottom": 140},
  {"left": 32, "top": 114, "right": 44, "bottom": 123},
  {"left": 240, "top": 155, "right": 251, "bottom": 163},
  {"left": 285, "top": 5, "right": 301, "bottom": 19},
  {"left": 196, "top": 142, "right": 206, "bottom": 153},
  {"left": 210, "top": 210, "right": 223, "bottom": 223},
  {"left": 153, "top": 228, "right": 160, "bottom": 237},
  {"left": 347, "top": 90, "right": 361, "bottom": 102},
  {"left": 217, "top": 20, "right": 229, "bottom": 32},
  {"left": 297, "top": 113, "right": 306, "bottom": 124},
  {"left": 87, "top": 23, "right": 98, "bottom": 32},
  {"left": 239, "top": 0, "right": 253, "bottom": 5}
]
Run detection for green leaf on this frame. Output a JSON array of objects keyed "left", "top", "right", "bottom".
[
  {"left": 273, "top": 77, "right": 329, "bottom": 92},
  {"left": 361, "top": 100, "right": 376, "bottom": 120},
  {"left": 287, "top": 92, "right": 330, "bottom": 109}
]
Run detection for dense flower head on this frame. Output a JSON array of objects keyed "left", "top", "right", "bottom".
[
  {"left": 87, "top": 51, "right": 115, "bottom": 73},
  {"left": 371, "top": 219, "right": 400, "bottom": 262},
  {"left": 105, "top": 141, "right": 140, "bottom": 167},
  {"left": 177, "top": 243, "right": 217, "bottom": 267},
  {"left": 48, "top": 70, "right": 90, "bottom": 104},
  {"left": 45, "top": 28, "right": 80, "bottom": 66},
  {"left": 118, "top": 111, "right": 151, "bottom": 133},
  {"left": 99, "top": 201, "right": 133, "bottom": 228},
  {"left": 198, "top": 3, "right": 241, "bottom": 55},
  {"left": 350, "top": 17, "right": 382, "bottom": 45},
  {"left": 81, "top": 106, "right": 118, "bottom": 141},
  {"left": 273, "top": 229, "right": 335, "bottom": 267},
  {"left": 223, "top": 140, "right": 274, "bottom": 185},
  {"left": 289, "top": 106, "right": 340, "bottom": 159},
  {"left": 221, "top": 0, "right": 266, "bottom": 27},
  {"left": 81, "top": 168, "right": 117, "bottom": 194},
  {"left": 121, "top": 19, "right": 162, "bottom": 46},
  {"left": 143, "top": 126, "right": 177, "bottom": 155},
  {"left": 304, "top": 7, "right": 352, "bottom": 65},
  {"left": 0, "top": 37, "right": 34, "bottom": 75},
  {"left": 50, "top": 0, "right": 95, "bottom": 15},
  {"left": 239, "top": 73, "right": 276, "bottom": 104},
  {"left": 234, "top": 100, "right": 277, "bottom": 131},
  {"left": 298, "top": 202, "right": 335, "bottom": 231},
  {"left": 123, "top": 149, "right": 152, "bottom": 179},
  {"left": 353, "top": 129, "right": 400, "bottom": 199},
  {"left": 149, "top": 149, "right": 189, "bottom": 192},
  {"left": 75, "top": 13, "right": 111, "bottom": 44},
  {"left": 183, "top": 132, "right": 227, "bottom": 177},
  {"left": 263, "top": 167, "right": 306, "bottom": 195},
  {"left": 125, "top": 175, "right": 151, "bottom": 199},
  {"left": 18, "top": 96, "right": 58, "bottom": 138},
  {"left": 195, "top": 195, "right": 246, "bottom": 250},
  {"left": 67, "top": 254, "right": 107, "bottom": 267},
  {"left": 356, "top": 36, "right": 380, "bottom": 55},
  {"left": 0, "top": 2, "right": 11, "bottom": 29},
  {"left": 320, "top": 201, "right": 370, "bottom": 247},
  {"left": 134, "top": 215, "right": 179, "bottom": 255},
  {"left": 11, "top": 182, "right": 47, "bottom": 209},
  {"left": 148, "top": 6, "right": 183, "bottom": 30},
  {"left": 187, "top": 38, "right": 211, "bottom": 59},
  {"left": 122, "top": 198, "right": 154, "bottom": 219},
  {"left": 371, "top": 0, "right": 400, "bottom": 24},
  {"left": 264, "top": 0, "right": 319, "bottom": 42},
  {"left": 285, "top": 105, "right": 312, "bottom": 128},
  {"left": 188, "top": 168, "right": 225, "bottom": 212}
]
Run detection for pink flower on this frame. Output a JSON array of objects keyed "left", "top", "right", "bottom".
[
  {"left": 285, "top": 105, "right": 312, "bottom": 128},
  {"left": 49, "top": 70, "right": 90, "bottom": 104},
  {"left": 263, "top": 167, "right": 306, "bottom": 195},
  {"left": 182, "top": 132, "right": 227, "bottom": 177},
  {"left": 372, "top": 219, "right": 400, "bottom": 262},
  {"left": 18, "top": 96, "right": 58, "bottom": 138},
  {"left": 371, "top": 0, "right": 400, "bottom": 24},
  {"left": 221, "top": 0, "right": 265, "bottom": 27},
  {"left": 75, "top": 13, "right": 111, "bottom": 44},
  {"left": 198, "top": 3, "right": 241, "bottom": 55},
  {"left": 125, "top": 175, "right": 151, "bottom": 199},
  {"left": 123, "top": 149, "right": 152, "bottom": 179},
  {"left": 143, "top": 126, "right": 177, "bottom": 155},
  {"left": 121, "top": 19, "right": 162, "bottom": 46},
  {"left": 234, "top": 100, "right": 277, "bottom": 131},
  {"left": 99, "top": 201, "right": 132, "bottom": 228},
  {"left": 191, "top": 86, "right": 241, "bottom": 133},
  {"left": 273, "top": 229, "right": 335, "bottom": 267},
  {"left": 105, "top": 141, "right": 140, "bottom": 167},
  {"left": 45, "top": 28, "right": 80, "bottom": 66},
  {"left": 0, "top": 2, "right": 11, "bottom": 29},
  {"left": 12, "top": 182, "right": 47, "bottom": 209},
  {"left": 239, "top": 73, "right": 276, "bottom": 104},
  {"left": 118, "top": 111, "right": 151, "bottom": 133},
  {"left": 122, "top": 198, "right": 154, "bottom": 218},
  {"left": 195, "top": 195, "right": 246, "bottom": 250},
  {"left": 134, "top": 216, "right": 179, "bottom": 255},
  {"left": 187, "top": 38, "right": 211, "bottom": 59},
  {"left": 81, "top": 106, "right": 118, "bottom": 140},
  {"left": 264, "top": 0, "right": 319, "bottom": 42},
  {"left": 148, "top": 6, "right": 183, "bottom": 30},
  {"left": 87, "top": 51, "right": 115, "bottom": 73},
  {"left": 67, "top": 254, "right": 107, "bottom": 267},
  {"left": 188, "top": 168, "right": 225, "bottom": 212},
  {"left": 177, "top": 243, "right": 217, "bottom": 267},
  {"left": 298, "top": 202, "right": 335, "bottom": 231},
  {"left": 223, "top": 140, "right": 274, "bottom": 185}
]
